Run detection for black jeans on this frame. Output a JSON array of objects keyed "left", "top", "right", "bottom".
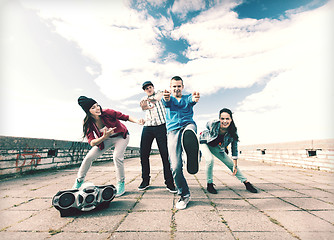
[{"left": 140, "top": 124, "right": 174, "bottom": 185}]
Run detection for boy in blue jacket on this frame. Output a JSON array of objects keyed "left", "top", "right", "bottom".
[{"left": 162, "top": 76, "right": 200, "bottom": 210}]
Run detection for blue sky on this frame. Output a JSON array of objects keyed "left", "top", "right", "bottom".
[{"left": 1, "top": 0, "right": 333, "bottom": 147}]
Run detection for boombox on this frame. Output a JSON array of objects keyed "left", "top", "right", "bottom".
[{"left": 52, "top": 183, "right": 117, "bottom": 217}]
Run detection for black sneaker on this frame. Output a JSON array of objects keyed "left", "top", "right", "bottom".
[
  {"left": 138, "top": 179, "right": 150, "bottom": 191},
  {"left": 166, "top": 184, "right": 177, "bottom": 194},
  {"left": 244, "top": 181, "right": 258, "bottom": 193},
  {"left": 182, "top": 128, "right": 199, "bottom": 174},
  {"left": 207, "top": 183, "right": 217, "bottom": 194}
]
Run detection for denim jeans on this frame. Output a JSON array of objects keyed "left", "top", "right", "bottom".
[
  {"left": 167, "top": 123, "right": 196, "bottom": 197},
  {"left": 140, "top": 124, "right": 174, "bottom": 185},
  {"left": 77, "top": 135, "right": 129, "bottom": 183},
  {"left": 200, "top": 143, "right": 247, "bottom": 183}
]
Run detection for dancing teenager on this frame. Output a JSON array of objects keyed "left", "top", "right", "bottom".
[
  {"left": 162, "top": 76, "right": 201, "bottom": 210},
  {"left": 138, "top": 81, "right": 176, "bottom": 193},
  {"left": 199, "top": 108, "right": 257, "bottom": 194},
  {"left": 74, "top": 96, "right": 144, "bottom": 197}
]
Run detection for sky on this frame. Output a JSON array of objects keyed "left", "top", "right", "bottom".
[{"left": 1, "top": 0, "right": 333, "bottom": 147}]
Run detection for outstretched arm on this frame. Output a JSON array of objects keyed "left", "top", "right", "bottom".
[{"left": 128, "top": 116, "right": 145, "bottom": 125}]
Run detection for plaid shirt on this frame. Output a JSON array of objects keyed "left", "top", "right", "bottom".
[
  {"left": 141, "top": 91, "right": 166, "bottom": 126},
  {"left": 86, "top": 109, "right": 129, "bottom": 150}
]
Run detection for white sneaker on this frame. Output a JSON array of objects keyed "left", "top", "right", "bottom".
[{"left": 175, "top": 195, "right": 191, "bottom": 210}]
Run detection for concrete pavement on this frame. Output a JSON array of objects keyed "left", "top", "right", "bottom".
[{"left": 0, "top": 155, "right": 333, "bottom": 239}]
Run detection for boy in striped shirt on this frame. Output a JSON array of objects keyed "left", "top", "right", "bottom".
[{"left": 138, "top": 81, "right": 177, "bottom": 193}]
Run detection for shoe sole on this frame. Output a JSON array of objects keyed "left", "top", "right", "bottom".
[
  {"left": 182, "top": 129, "right": 199, "bottom": 174},
  {"left": 246, "top": 188, "right": 258, "bottom": 193},
  {"left": 138, "top": 185, "right": 150, "bottom": 191},
  {"left": 166, "top": 187, "right": 177, "bottom": 194},
  {"left": 207, "top": 190, "right": 218, "bottom": 194}
]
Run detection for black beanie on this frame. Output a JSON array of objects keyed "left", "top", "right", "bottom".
[{"left": 78, "top": 96, "right": 97, "bottom": 113}]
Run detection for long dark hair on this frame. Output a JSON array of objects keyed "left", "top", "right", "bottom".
[
  {"left": 82, "top": 105, "right": 102, "bottom": 138},
  {"left": 219, "top": 108, "right": 239, "bottom": 141}
]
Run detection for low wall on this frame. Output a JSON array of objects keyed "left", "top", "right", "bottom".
[
  {"left": 239, "top": 139, "right": 334, "bottom": 172},
  {"left": 1, "top": 136, "right": 333, "bottom": 179},
  {"left": 0, "top": 136, "right": 158, "bottom": 179}
]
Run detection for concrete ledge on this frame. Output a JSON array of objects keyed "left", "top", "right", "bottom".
[
  {"left": 239, "top": 139, "right": 334, "bottom": 172},
  {"left": 0, "top": 136, "right": 158, "bottom": 179}
]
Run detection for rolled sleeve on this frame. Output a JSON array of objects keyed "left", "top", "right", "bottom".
[{"left": 231, "top": 140, "right": 238, "bottom": 159}]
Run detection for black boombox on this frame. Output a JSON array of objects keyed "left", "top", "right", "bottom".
[{"left": 52, "top": 183, "right": 117, "bottom": 217}]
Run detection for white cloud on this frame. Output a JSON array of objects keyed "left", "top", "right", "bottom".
[
  {"left": 3, "top": 0, "right": 332, "bottom": 146},
  {"left": 235, "top": 4, "right": 333, "bottom": 144},
  {"left": 170, "top": 1, "right": 333, "bottom": 144},
  {"left": 21, "top": 0, "right": 166, "bottom": 100},
  {"left": 85, "top": 66, "right": 100, "bottom": 76},
  {"left": 172, "top": 0, "right": 206, "bottom": 19}
]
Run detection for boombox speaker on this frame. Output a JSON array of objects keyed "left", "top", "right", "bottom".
[{"left": 52, "top": 183, "right": 117, "bottom": 217}]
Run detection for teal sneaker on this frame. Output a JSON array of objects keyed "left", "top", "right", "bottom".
[
  {"left": 116, "top": 181, "right": 125, "bottom": 197},
  {"left": 72, "top": 178, "right": 84, "bottom": 189}
]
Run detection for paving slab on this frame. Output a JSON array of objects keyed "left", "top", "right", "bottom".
[
  {"left": 233, "top": 231, "right": 297, "bottom": 240},
  {"left": 0, "top": 231, "right": 51, "bottom": 240},
  {"left": 133, "top": 197, "right": 174, "bottom": 211},
  {"left": 246, "top": 198, "right": 300, "bottom": 211},
  {"left": 213, "top": 198, "right": 257, "bottom": 211},
  {"left": 219, "top": 210, "right": 285, "bottom": 232},
  {"left": 111, "top": 232, "right": 171, "bottom": 240},
  {"left": 61, "top": 210, "right": 127, "bottom": 232},
  {"left": 0, "top": 155, "right": 333, "bottom": 239},
  {"left": 174, "top": 210, "right": 229, "bottom": 232},
  {"left": 50, "top": 232, "right": 110, "bottom": 239},
  {"left": 310, "top": 210, "right": 334, "bottom": 224},
  {"left": 267, "top": 210, "right": 334, "bottom": 232},
  {"left": 174, "top": 231, "right": 234, "bottom": 240},
  {"left": 281, "top": 197, "right": 334, "bottom": 210},
  {"left": 117, "top": 211, "right": 172, "bottom": 231},
  {"left": 7, "top": 209, "right": 69, "bottom": 232}
]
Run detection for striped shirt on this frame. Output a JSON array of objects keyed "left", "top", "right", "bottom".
[{"left": 141, "top": 91, "right": 166, "bottom": 126}]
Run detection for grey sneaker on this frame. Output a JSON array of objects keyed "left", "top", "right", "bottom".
[{"left": 175, "top": 195, "right": 191, "bottom": 210}]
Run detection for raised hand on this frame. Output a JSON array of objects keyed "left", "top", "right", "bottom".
[
  {"left": 140, "top": 99, "right": 154, "bottom": 110},
  {"left": 138, "top": 118, "right": 145, "bottom": 125},
  {"left": 192, "top": 91, "right": 200, "bottom": 102},
  {"left": 163, "top": 89, "right": 171, "bottom": 102},
  {"left": 103, "top": 127, "right": 116, "bottom": 138}
]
